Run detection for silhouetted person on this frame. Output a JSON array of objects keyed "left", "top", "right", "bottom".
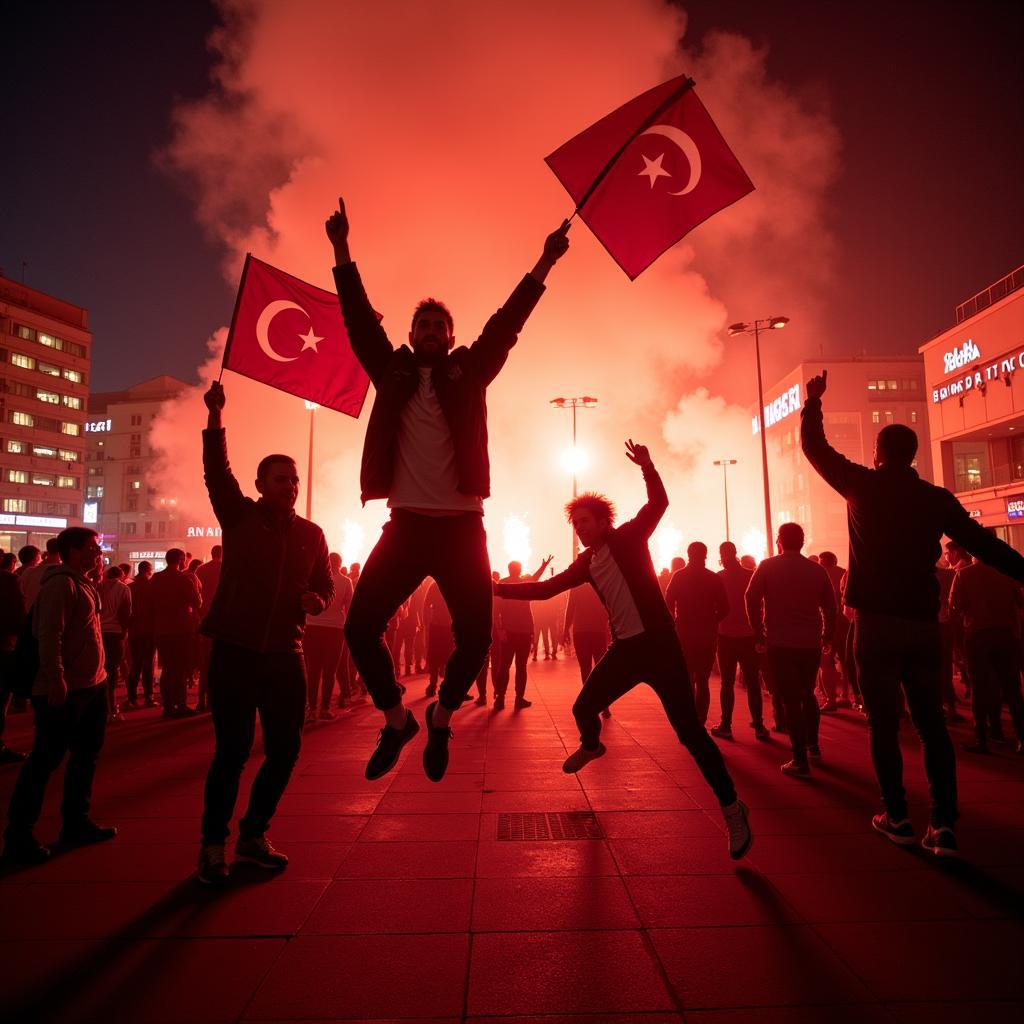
[
  {"left": 151, "top": 548, "right": 202, "bottom": 718},
  {"left": 816, "top": 551, "right": 848, "bottom": 711},
  {"left": 3, "top": 528, "right": 115, "bottom": 864},
  {"left": 714, "top": 541, "right": 768, "bottom": 740},
  {"left": 494, "top": 557, "right": 552, "bottom": 710},
  {"left": 304, "top": 552, "right": 353, "bottom": 722},
  {"left": 195, "top": 545, "right": 223, "bottom": 713},
  {"left": 950, "top": 553, "right": 1024, "bottom": 754},
  {"left": 801, "top": 368, "right": 1024, "bottom": 856},
  {"left": 666, "top": 541, "right": 728, "bottom": 725},
  {"left": 98, "top": 565, "right": 132, "bottom": 722},
  {"left": 326, "top": 195, "right": 569, "bottom": 783},
  {"left": 196, "top": 382, "right": 333, "bottom": 886},
  {"left": 126, "top": 561, "right": 157, "bottom": 707},
  {"left": 18, "top": 538, "right": 59, "bottom": 609},
  {"left": 423, "top": 579, "right": 454, "bottom": 697},
  {"left": 495, "top": 440, "right": 752, "bottom": 861},
  {"left": 0, "top": 559, "right": 27, "bottom": 764},
  {"left": 746, "top": 523, "right": 836, "bottom": 776}
]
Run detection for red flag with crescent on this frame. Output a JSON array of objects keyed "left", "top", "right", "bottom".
[
  {"left": 223, "top": 255, "right": 372, "bottom": 417},
  {"left": 546, "top": 75, "right": 754, "bottom": 279}
]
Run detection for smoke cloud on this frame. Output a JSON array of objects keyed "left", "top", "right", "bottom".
[{"left": 153, "top": 0, "right": 840, "bottom": 570}]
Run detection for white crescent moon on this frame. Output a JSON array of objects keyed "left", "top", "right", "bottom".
[
  {"left": 639, "top": 123, "right": 702, "bottom": 195},
  {"left": 255, "top": 300, "right": 307, "bottom": 362}
]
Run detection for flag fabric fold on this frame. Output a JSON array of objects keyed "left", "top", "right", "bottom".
[
  {"left": 223, "top": 255, "right": 372, "bottom": 417},
  {"left": 546, "top": 74, "right": 754, "bottom": 279}
]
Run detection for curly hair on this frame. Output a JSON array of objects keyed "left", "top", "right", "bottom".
[{"left": 565, "top": 492, "right": 616, "bottom": 525}]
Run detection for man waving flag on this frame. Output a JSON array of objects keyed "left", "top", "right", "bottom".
[{"left": 546, "top": 74, "right": 754, "bottom": 279}]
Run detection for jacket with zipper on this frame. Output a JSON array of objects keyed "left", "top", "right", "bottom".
[
  {"left": 33, "top": 564, "right": 105, "bottom": 696},
  {"left": 200, "top": 428, "right": 333, "bottom": 654}
]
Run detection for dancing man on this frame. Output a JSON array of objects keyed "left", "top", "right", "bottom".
[
  {"left": 495, "top": 440, "right": 752, "bottom": 860},
  {"left": 326, "top": 197, "right": 570, "bottom": 782}
]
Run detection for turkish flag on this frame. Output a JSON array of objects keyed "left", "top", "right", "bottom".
[
  {"left": 223, "top": 255, "right": 372, "bottom": 417},
  {"left": 546, "top": 75, "right": 754, "bottom": 279}
]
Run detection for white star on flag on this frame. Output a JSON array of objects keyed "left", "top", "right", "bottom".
[
  {"left": 638, "top": 153, "right": 671, "bottom": 188},
  {"left": 298, "top": 327, "right": 324, "bottom": 353}
]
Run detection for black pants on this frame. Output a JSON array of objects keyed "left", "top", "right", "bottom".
[
  {"left": 344, "top": 511, "right": 492, "bottom": 713},
  {"left": 156, "top": 633, "right": 191, "bottom": 709},
  {"left": 854, "top": 612, "right": 957, "bottom": 827},
  {"left": 717, "top": 633, "right": 765, "bottom": 728},
  {"left": 965, "top": 627, "right": 1024, "bottom": 743},
  {"left": 573, "top": 629, "right": 737, "bottom": 807},
  {"left": 495, "top": 631, "right": 532, "bottom": 698},
  {"left": 127, "top": 633, "right": 156, "bottom": 701},
  {"left": 767, "top": 646, "right": 821, "bottom": 764},
  {"left": 678, "top": 630, "right": 716, "bottom": 725},
  {"left": 200, "top": 639, "right": 306, "bottom": 844},
  {"left": 572, "top": 630, "right": 609, "bottom": 684},
  {"left": 304, "top": 625, "right": 345, "bottom": 711},
  {"left": 5, "top": 684, "right": 107, "bottom": 839}
]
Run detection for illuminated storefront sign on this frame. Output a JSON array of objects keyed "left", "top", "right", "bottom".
[
  {"left": 942, "top": 339, "right": 980, "bottom": 373},
  {"left": 752, "top": 383, "right": 802, "bottom": 434},
  {"left": 129, "top": 550, "right": 165, "bottom": 560},
  {"left": 86, "top": 419, "right": 112, "bottom": 433},
  {"left": 0, "top": 514, "right": 68, "bottom": 529},
  {"left": 1006, "top": 497, "right": 1024, "bottom": 520},
  {"left": 932, "top": 343, "right": 1024, "bottom": 404},
  {"left": 186, "top": 525, "right": 222, "bottom": 538}
]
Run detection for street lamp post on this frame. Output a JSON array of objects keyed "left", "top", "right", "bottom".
[
  {"left": 550, "top": 396, "right": 598, "bottom": 560},
  {"left": 304, "top": 401, "right": 318, "bottom": 520},
  {"left": 727, "top": 317, "right": 789, "bottom": 555},
  {"left": 713, "top": 459, "right": 737, "bottom": 542}
]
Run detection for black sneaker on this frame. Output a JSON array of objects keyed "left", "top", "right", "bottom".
[
  {"left": 423, "top": 701, "right": 453, "bottom": 782},
  {"left": 921, "top": 825, "right": 959, "bottom": 858},
  {"left": 197, "top": 843, "right": 229, "bottom": 886},
  {"left": 753, "top": 723, "right": 771, "bottom": 741},
  {"left": 235, "top": 835, "right": 288, "bottom": 869},
  {"left": 473, "top": 694, "right": 487, "bottom": 706},
  {"left": 493, "top": 695, "right": 505, "bottom": 711},
  {"left": 59, "top": 819, "right": 118, "bottom": 846},
  {"left": 2, "top": 833, "right": 51, "bottom": 865},
  {"left": 366, "top": 709, "right": 419, "bottom": 781},
  {"left": 871, "top": 813, "right": 914, "bottom": 846},
  {"left": 514, "top": 697, "right": 532, "bottom": 709},
  {"left": 710, "top": 724, "right": 733, "bottom": 739}
]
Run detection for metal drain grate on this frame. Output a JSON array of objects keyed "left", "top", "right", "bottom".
[{"left": 497, "top": 812, "right": 603, "bottom": 841}]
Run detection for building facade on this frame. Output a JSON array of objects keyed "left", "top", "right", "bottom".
[
  {"left": 0, "top": 273, "right": 90, "bottom": 553},
  {"left": 919, "top": 264, "right": 1024, "bottom": 550},
  {"left": 86, "top": 375, "right": 198, "bottom": 570},
  {"left": 755, "top": 356, "right": 932, "bottom": 559}
]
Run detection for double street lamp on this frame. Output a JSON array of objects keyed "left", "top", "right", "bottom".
[
  {"left": 550, "top": 395, "right": 598, "bottom": 560},
  {"left": 727, "top": 317, "right": 789, "bottom": 556}
]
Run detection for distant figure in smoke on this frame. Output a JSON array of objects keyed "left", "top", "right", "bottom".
[
  {"left": 195, "top": 382, "right": 333, "bottom": 887},
  {"left": 495, "top": 440, "right": 752, "bottom": 861},
  {"left": 801, "top": 368, "right": 1024, "bottom": 857},
  {"left": 325, "top": 195, "right": 570, "bottom": 783},
  {"left": 494, "top": 556, "right": 553, "bottom": 710}
]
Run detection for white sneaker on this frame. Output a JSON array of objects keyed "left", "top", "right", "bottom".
[
  {"left": 562, "top": 743, "right": 607, "bottom": 774},
  {"left": 723, "top": 799, "right": 753, "bottom": 860}
]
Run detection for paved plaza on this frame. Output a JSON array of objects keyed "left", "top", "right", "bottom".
[{"left": 1, "top": 657, "right": 1022, "bottom": 1023}]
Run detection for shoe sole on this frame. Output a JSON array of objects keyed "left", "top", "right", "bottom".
[
  {"left": 423, "top": 703, "right": 450, "bottom": 783},
  {"left": 922, "top": 839, "right": 960, "bottom": 858},
  {"left": 365, "top": 721, "right": 420, "bottom": 781},
  {"left": 562, "top": 745, "right": 606, "bottom": 774},
  {"left": 872, "top": 821, "right": 915, "bottom": 846}
]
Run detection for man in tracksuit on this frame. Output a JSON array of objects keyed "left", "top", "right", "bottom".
[
  {"left": 325, "top": 196, "right": 570, "bottom": 784},
  {"left": 495, "top": 440, "right": 752, "bottom": 861},
  {"left": 196, "top": 382, "right": 333, "bottom": 886}
]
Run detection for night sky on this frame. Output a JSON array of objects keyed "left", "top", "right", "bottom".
[{"left": 3, "top": 1, "right": 1022, "bottom": 393}]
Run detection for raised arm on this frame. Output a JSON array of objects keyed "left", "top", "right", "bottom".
[
  {"left": 496, "top": 559, "right": 588, "bottom": 602},
  {"left": 942, "top": 494, "right": 1024, "bottom": 583},
  {"left": 529, "top": 555, "right": 554, "bottom": 581},
  {"left": 468, "top": 221, "right": 571, "bottom": 385},
  {"left": 800, "top": 371, "right": 871, "bottom": 498},
  {"left": 326, "top": 197, "right": 393, "bottom": 383},
  {"left": 203, "top": 382, "right": 249, "bottom": 530},
  {"left": 622, "top": 440, "right": 668, "bottom": 539}
]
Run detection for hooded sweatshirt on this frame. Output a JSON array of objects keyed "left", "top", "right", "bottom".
[{"left": 33, "top": 563, "right": 106, "bottom": 696}]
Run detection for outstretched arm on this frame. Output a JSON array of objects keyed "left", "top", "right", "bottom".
[
  {"left": 623, "top": 440, "right": 668, "bottom": 539},
  {"left": 529, "top": 555, "right": 554, "bottom": 581},
  {"left": 202, "top": 382, "right": 249, "bottom": 529},
  {"left": 800, "top": 370, "right": 870, "bottom": 497},
  {"left": 327, "top": 197, "right": 393, "bottom": 383},
  {"left": 943, "top": 494, "right": 1024, "bottom": 583},
  {"left": 496, "top": 560, "right": 588, "bottom": 601}
]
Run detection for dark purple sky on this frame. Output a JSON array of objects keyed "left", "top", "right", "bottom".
[{"left": 3, "top": 1, "right": 1021, "bottom": 392}]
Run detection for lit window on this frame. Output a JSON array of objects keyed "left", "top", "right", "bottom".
[
  {"left": 32, "top": 445, "right": 57, "bottom": 458},
  {"left": 11, "top": 353, "right": 35, "bottom": 370},
  {"left": 31, "top": 473, "right": 54, "bottom": 486},
  {"left": 36, "top": 390, "right": 60, "bottom": 404},
  {"left": 871, "top": 411, "right": 880, "bottom": 424},
  {"left": 15, "top": 325, "right": 37, "bottom": 342},
  {"left": 131, "top": 480, "right": 142, "bottom": 490},
  {"left": 6, "top": 439, "right": 25, "bottom": 454},
  {"left": 887, "top": 380, "right": 897, "bottom": 390},
  {"left": 38, "top": 333, "right": 58, "bottom": 349},
  {"left": 57, "top": 476, "right": 77, "bottom": 488},
  {"left": 59, "top": 448, "right": 79, "bottom": 462},
  {"left": 62, "top": 395, "right": 82, "bottom": 410},
  {"left": 911, "top": 411, "right": 918, "bottom": 423},
  {"left": 885, "top": 411, "right": 894, "bottom": 424},
  {"left": 61, "top": 422, "right": 81, "bottom": 436},
  {"left": 96, "top": 485, "right": 104, "bottom": 498},
  {"left": 867, "top": 380, "right": 878, "bottom": 391},
  {"left": 38, "top": 363, "right": 60, "bottom": 377},
  {"left": 63, "top": 368, "right": 83, "bottom": 384},
  {"left": 3, "top": 498, "right": 28, "bottom": 513},
  {"left": 6, "top": 469, "right": 28, "bottom": 484},
  {"left": 11, "top": 411, "right": 34, "bottom": 427}
]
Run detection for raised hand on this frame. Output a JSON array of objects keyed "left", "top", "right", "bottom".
[
  {"left": 542, "top": 220, "right": 571, "bottom": 264},
  {"left": 325, "top": 197, "right": 349, "bottom": 246},
  {"left": 624, "top": 439, "right": 652, "bottom": 468},
  {"left": 204, "top": 381, "right": 225, "bottom": 411},
  {"left": 806, "top": 369, "right": 828, "bottom": 401}
]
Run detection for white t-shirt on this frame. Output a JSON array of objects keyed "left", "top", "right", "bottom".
[
  {"left": 389, "top": 367, "right": 483, "bottom": 515},
  {"left": 589, "top": 545, "right": 644, "bottom": 640}
]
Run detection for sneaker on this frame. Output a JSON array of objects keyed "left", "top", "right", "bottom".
[
  {"left": 473, "top": 694, "right": 487, "bottom": 706},
  {"left": 722, "top": 799, "right": 753, "bottom": 860},
  {"left": 366, "top": 709, "right": 419, "bottom": 781},
  {"left": 780, "top": 759, "right": 811, "bottom": 777},
  {"left": 710, "top": 724, "right": 733, "bottom": 739},
  {"left": 2, "top": 833, "right": 51, "bottom": 865},
  {"left": 317, "top": 708, "right": 336, "bottom": 722},
  {"left": 514, "top": 697, "right": 532, "bottom": 709},
  {"left": 562, "top": 743, "right": 606, "bottom": 774},
  {"left": 59, "top": 819, "right": 118, "bottom": 846},
  {"left": 921, "top": 825, "right": 959, "bottom": 858},
  {"left": 197, "top": 843, "right": 229, "bottom": 886},
  {"left": 0, "top": 744, "right": 27, "bottom": 765},
  {"left": 235, "top": 835, "right": 289, "bottom": 869},
  {"left": 807, "top": 745, "right": 822, "bottom": 761},
  {"left": 871, "top": 813, "right": 914, "bottom": 846},
  {"left": 423, "top": 701, "right": 452, "bottom": 783},
  {"left": 753, "top": 723, "right": 771, "bottom": 741},
  {"left": 493, "top": 695, "right": 505, "bottom": 711}
]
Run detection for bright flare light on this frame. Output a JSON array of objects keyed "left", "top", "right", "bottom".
[
  {"left": 503, "top": 515, "right": 533, "bottom": 566},
  {"left": 741, "top": 527, "right": 768, "bottom": 563},
  {"left": 340, "top": 517, "right": 366, "bottom": 567},
  {"left": 559, "top": 446, "right": 590, "bottom": 475},
  {"left": 653, "top": 523, "right": 682, "bottom": 571}
]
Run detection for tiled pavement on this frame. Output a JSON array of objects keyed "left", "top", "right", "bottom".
[{"left": 1, "top": 657, "right": 1022, "bottom": 1023}]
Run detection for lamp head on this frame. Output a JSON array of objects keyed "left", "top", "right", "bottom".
[
  {"left": 727, "top": 322, "right": 747, "bottom": 337},
  {"left": 769, "top": 316, "right": 789, "bottom": 329}
]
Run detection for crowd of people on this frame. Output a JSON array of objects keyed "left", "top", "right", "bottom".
[{"left": 3, "top": 201, "right": 1023, "bottom": 884}]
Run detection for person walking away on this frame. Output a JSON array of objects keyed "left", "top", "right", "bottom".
[
  {"left": 817, "top": 551, "right": 848, "bottom": 711},
  {"left": 126, "top": 561, "right": 158, "bottom": 707},
  {"left": 151, "top": 549, "right": 202, "bottom": 718},
  {"left": 304, "top": 552, "right": 352, "bottom": 721},
  {"left": 98, "top": 566, "right": 132, "bottom": 722},
  {"left": 494, "top": 557, "right": 552, "bottom": 710}
]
